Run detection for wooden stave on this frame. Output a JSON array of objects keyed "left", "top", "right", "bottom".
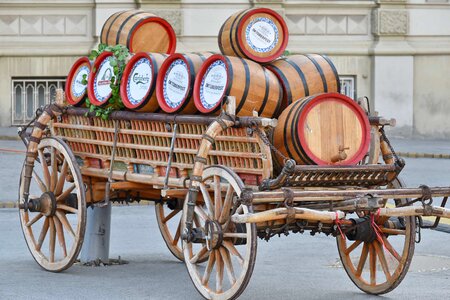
[
  {"left": 65, "top": 56, "right": 91, "bottom": 107},
  {"left": 266, "top": 54, "right": 341, "bottom": 113},
  {"left": 100, "top": 10, "right": 176, "bottom": 54},
  {"left": 272, "top": 93, "right": 370, "bottom": 167},
  {"left": 156, "top": 53, "right": 213, "bottom": 114},
  {"left": 193, "top": 54, "right": 282, "bottom": 118},
  {"left": 218, "top": 8, "right": 289, "bottom": 63},
  {"left": 120, "top": 52, "right": 169, "bottom": 112}
]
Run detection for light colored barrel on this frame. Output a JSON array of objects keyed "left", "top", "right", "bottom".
[
  {"left": 266, "top": 54, "right": 340, "bottom": 111},
  {"left": 218, "top": 8, "right": 289, "bottom": 63},
  {"left": 156, "top": 52, "right": 214, "bottom": 114},
  {"left": 87, "top": 52, "right": 115, "bottom": 107},
  {"left": 272, "top": 93, "right": 370, "bottom": 166},
  {"left": 100, "top": 10, "right": 176, "bottom": 54},
  {"left": 120, "top": 52, "right": 169, "bottom": 112},
  {"left": 66, "top": 57, "right": 91, "bottom": 106},
  {"left": 193, "top": 54, "right": 283, "bottom": 117}
]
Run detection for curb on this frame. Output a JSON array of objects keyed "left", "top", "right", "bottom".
[
  {"left": 0, "top": 136, "right": 20, "bottom": 141},
  {"left": 398, "top": 152, "right": 450, "bottom": 159}
]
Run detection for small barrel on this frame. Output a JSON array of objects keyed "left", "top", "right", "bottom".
[
  {"left": 87, "top": 52, "right": 115, "bottom": 107},
  {"left": 66, "top": 57, "right": 91, "bottom": 106},
  {"left": 266, "top": 54, "right": 340, "bottom": 110},
  {"left": 100, "top": 10, "right": 176, "bottom": 54},
  {"left": 218, "top": 8, "right": 289, "bottom": 63},
  {"left": 120, "top": 52, "right": 169, "bottom": 112},
  {"left": 272, "top": 93, "right": 370, "bottom": 166},
  {"left": 156, "top": 52, "right": 214, "bottom": 114}
]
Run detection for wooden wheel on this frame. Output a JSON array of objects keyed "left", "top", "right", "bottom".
[
  {"left": 182, "top": 166, "right": 257, "bottom": 300},
  {"left": 19, "top": 137, "right": 86, "bottom": 272},
  {"left": 337, "top": 178, "right": 415, "bottom": 294},
  {"left": 155, "top": 199, "right": 185, "bottom": 261}
]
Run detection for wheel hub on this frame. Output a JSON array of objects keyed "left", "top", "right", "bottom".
[
  {"left": 205, "top": 220, "right": 223, "bottom": 250},
  {"left": 23, "top": 192, "right": 57, "bottom": 217}
]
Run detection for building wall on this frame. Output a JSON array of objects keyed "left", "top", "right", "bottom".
[{"left": 0, "top": 0, "right": 449, "bottom": 139}]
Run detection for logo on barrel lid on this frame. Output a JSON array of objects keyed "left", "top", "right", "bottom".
[
  {"left": 72, "top": 65, "right": 89, "bottom": 98},
  {"left": 245, "top": 17, "right": 278, "bottom": 53},
  {"left": 93, "top": 57, "right": 114, "bottom": 102},
  {"left": 127, "top": 57, "right": 152, "bottom": 105},
  {"left": 163, "top": 59, "right": 189, "bottom": 109},
  {"left": 199, "top": 60, "right": 227, "bottom": 110}
]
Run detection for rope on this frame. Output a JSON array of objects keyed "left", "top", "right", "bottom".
[
  {"left": 335, "top": 212, "right": 345, "bottom": 240},
  {"left": 370, "top": 208, "right": 386, "bottom": 250}
]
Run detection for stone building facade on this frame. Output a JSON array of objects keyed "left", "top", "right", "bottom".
[{"left": 1, "top": 0, "right": 449, "bottom": 138}]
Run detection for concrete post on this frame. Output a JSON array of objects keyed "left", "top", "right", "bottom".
[{"left": 80, "top": 202, "right": 112, "bottom": 264}]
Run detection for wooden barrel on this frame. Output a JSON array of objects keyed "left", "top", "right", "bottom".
[
  {"left": 266, "top": 54, "right": 340, "bottom": 111},
  {"left": 87, "top": 52, "right": 115, "bottom": 107},
  {"left": 66, "top": 57, "right": 91, "bottom": 106},
  {"left": 272, "top": 93, "right": 370, "bottom": 166},
  {"left": 156, "top": 52, "right": 214, "bottom": 114},
  {"left": 100, "top": 10, "right": 176, "bottom": 54},
  {"left": 120, "top": 52, "right": 169, "bottom": 112},
  {"left": 218, "top": 8, "right": 288, "bottom": 63},
  {"left": 193, "top": 54, "right": 282, "bottom": 117}
]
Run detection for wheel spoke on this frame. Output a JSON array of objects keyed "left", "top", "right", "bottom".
[
  {"left": 219, "top": 185, "right": 233, "bottom": 224},
  {"left": 49, "top": 217, "right": 56, "bottom": 263},
  {"left": 162, "top": 209, "right": 180, "bottom": 224},
  {"left": 26, "top": 213, "right": 43, "bottom": 227},
  {"left": 53, "top": 215, "right": 67, "bottom": 258},
  {"left": 215, "top": 249, "right": 224, "bottom": 293},
  {"left": 380, "top": 228, "right": 406, "bottom": 236},
  {"left": 38, "top": 149, "right": 50, "bottom": 190},
  {"left": 55, "top": 159, "right": 68, "bottom": 196},
  {"left": 220, "top": 247, "right": 236, "bottom": 285},
  {"left": 345, "top": 240, "right": 362, "bottom": 255},
  {"left": 194, "top": 206, "right": 209, "bottom": 221},
  {"left": 55, "top": 211, "right": 75, "bottom": 239},
  {"left": 356, "top": 243, "right": 369, "bottom": 277},
  {"left": 57, "top": 204, "right": 78, "bottom": 214},
  {"left": 222, "top": 240, "right": 244, "bottom": 267},
  {"left": 36, "top": 217, "right": 50, "bottom": 251},
  {"left": 214, "top": 176, "right": 222, "bottom": 220},
  {"left": 374, "top": 240, "right": 391, "bottom": 281},
  {"left": 172, "top": 219, "right": 182, "bottom": 246},
  {"left": 199, "top": 183, "right": 214, "bottom": 217},
  {"left": 56, "top": 184, "right": 76, "bottom": 202},
  {"left": 32, "top": 171, "right": 47, "bottom": 193},
  {"left": 50, "top": 147, "right": 58, "bottom": 192},
  {"left": 223, "top": 232, "right": 247, "bottom": 239},
  {"left": 369, "top": 244, "right": 377, "bottom": 285},
  {"left": 202, "top": 250, "right": 216, "bottom": 285},
  {"left": 190, "top": 246, "right": 208, "bottom": 264},
  {"left": 382, "top": 236, "right": 402, "bottom": 262}
]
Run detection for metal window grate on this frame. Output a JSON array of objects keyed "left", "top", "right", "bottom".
[
  {"left": 340, "top": 75, "right": 356, "bottom": 100},
  {"left": 12, "top": 78, "right": 66, "bottom": 125}
]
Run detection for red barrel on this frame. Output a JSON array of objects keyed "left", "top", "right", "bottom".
[
  {"left": 120, "top": 52, "right": 168, "bottom": 112},
  {"left": 87, "top": 52, "right": 115, "bottom": 107},
  {"left": 156, "top": 52, "right": 213, "bottom": 114},
  {"left": 65, "top": 57, "right": 91, "bottom": 106}
]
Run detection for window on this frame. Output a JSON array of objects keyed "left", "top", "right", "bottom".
[
  {"left": 339, "top": 75, "right": 356, "bottom": 100},
  {"left": 12, "top": 78, "right": 65, "bottom": 125}
]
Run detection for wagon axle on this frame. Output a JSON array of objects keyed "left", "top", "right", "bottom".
[{"left": 19, "top": 192, "right": 57, "bottom": 216}]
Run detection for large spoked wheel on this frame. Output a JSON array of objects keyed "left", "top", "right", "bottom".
[
  {"left": 337, "top": 178, "right": 415, "bottom": 294},
  {"left": 19, "top": 137, "right": 86, "bottom": 272},
  {"left": 182, "top": 166, "right": 257, "bottom": 300},
  {"left": 155, "top": 199, "right": 185, "bottom": 261}
]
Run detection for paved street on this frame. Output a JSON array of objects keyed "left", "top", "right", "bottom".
[{"left": 0, "top": 137, "right": 449, "bottom": 299}]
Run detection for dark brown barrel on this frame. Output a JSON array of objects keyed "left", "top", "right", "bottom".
[
  {"left": 193, "top": 54, "right": 282, "bottom": 118},
  {"left": 87, "top": 52, "right": 115, "bottom": 107},
  {"left": 272, "top": 93, "right": 370, "bottom": 166},
  {"left": 266, "top": 54, "right": 340, "bottom": 111},
  {"left": 156, "top": 52, "right": 214, "bottom": 114},
  {"left": 120, "top": 52, "right": 169, "bottom": 112},
  {"left": 218, "top": 8, "right": 289, "bottom": 63},
  {"left": 66, "top": 57, "right": 91, "bottom": 106},
  {"left": 100, "top": 10, "right": 176, "bottom": 54}
]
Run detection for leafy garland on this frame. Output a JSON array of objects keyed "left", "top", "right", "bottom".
[{"left": 81, "top": 43, "right": 129, "bottom": 120}]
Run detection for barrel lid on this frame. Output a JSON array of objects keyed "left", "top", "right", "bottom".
[
  {"left": 236, "top": 8, "right": 289, "bottom": 63},
  {"left": 296, "top": 93, "right": 371, "bottom": 165},
  {"left": 129, "top": 16, "right": 177, "bottom": 54},
  {"left": 120, "top": 52, "right": 156, "bottom": 110},
  {"left": 66, "top": 57, "right": 91, "bottom": 106},
  {"left": 156, "top": 54, "right": 194, "bottom": 113},
  {"left": 194, "top": 54, "right": 230, "bottom": 114},
  {"left": 87, "top": 52, "right": 115, "bottom": 107}
]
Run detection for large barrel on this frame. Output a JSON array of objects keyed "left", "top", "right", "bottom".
[
  {"left": 100, "top": 10, "right": 176, "bottom": 54},
  {"left": 218, "top": 8, "right": 288, "bottom": 63},
  {"left": 87, "top": 52, "right": 115, "bottom": 107},
  {"left": 120, "top": 52, "right": 168, "bottom": 112},
  {"left": 66, "top": 57, "right": 91, "bottom": 106},
  {"left": 266, "top": 54, "right": 340, "bottom": 110},
  {"left": 193, "top": 54, "right": 282, "bottom": 117},
  {"left": 156, "top": 52, "right": 214, "bottom": 114},
  {"left": 272, "top": 93, "right": 370, "bottom": 166}
]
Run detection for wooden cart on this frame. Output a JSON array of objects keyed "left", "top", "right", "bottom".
[{"left": 18, "top": 91, "right": 450, "bottom": 300}]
